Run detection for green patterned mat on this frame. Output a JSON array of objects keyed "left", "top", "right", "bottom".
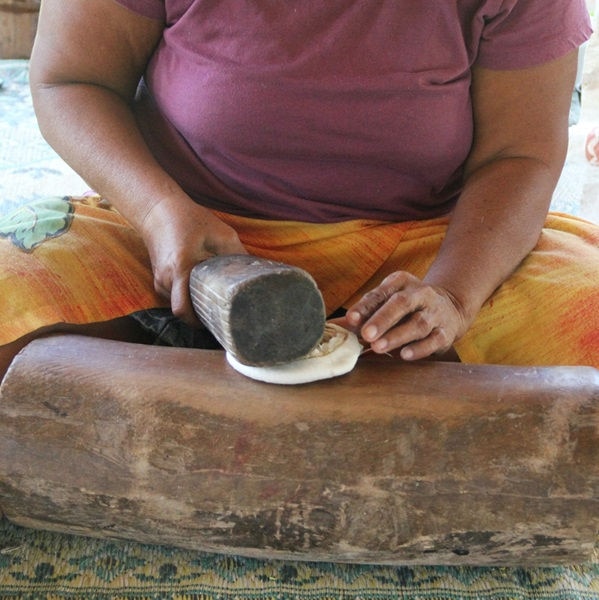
[{"left": 0, "top": 519, "right": 598, "bottom": 600}]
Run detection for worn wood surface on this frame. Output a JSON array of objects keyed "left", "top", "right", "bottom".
[
  {"left": 190, "top": 255, "right": 325, "bottom": 366},
  {"left": 0, "top": 334, "right": 598, "bottom": 566},
  {"left": 0, "top": 0, "right": 40, "bottom": 59}
]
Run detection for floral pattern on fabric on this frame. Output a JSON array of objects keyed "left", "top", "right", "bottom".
[{"left": 0, "top": 196, "right": 74, "bottom": 252}]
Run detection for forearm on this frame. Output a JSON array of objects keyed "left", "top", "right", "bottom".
[
  {"left": 424, "top": 53, "right": 575, "bottom": 328},
  {"left": 31, "top": 82, "right": 196, "bottom": 233},
  {"left": 424, "top": 155, "right": 558, "bottom": 322}
]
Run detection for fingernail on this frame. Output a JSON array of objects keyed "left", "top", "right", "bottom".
[
  {"left": 346, "top": 310, "right": 360, "bottom": 324},
  {"left": 373, "top": 338, "right": 388, "bottom": 352},
  {"left": 401, "top": 347, "right": 414, "bottom": 360},
  {"left": 363, "top": 325, "right": 378, "bottom": 341}
]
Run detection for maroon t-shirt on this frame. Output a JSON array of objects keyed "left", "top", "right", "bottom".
[{"left": 116, "top": 0, "right": 591, "bottom": 222}]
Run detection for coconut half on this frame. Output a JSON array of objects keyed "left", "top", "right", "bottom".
[{"left": 226, "top": 322, "right": 362, "bottom": 384}]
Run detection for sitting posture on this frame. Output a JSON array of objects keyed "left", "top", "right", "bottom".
[{"left": 0, "top": 0, "right": 597, "bottom": 378}]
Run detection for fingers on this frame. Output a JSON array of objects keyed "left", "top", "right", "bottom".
[
  {"left": 394, "top": 323, "right": 454, "bottom": 361},
  {"left": 170, "top": 270, "right": 201, "bottom": 326},
  {"left": 153, "top": 225, "right": 247, "bottom": 326},
  {"left": 142, "top": 197, "right": 248, "bottom": 324},
  {"left": 345, "top": 271, "right": 415, "bottom": 337},
  {"left": 149, "top": 256, "right": 198, "bottom": 325},
  {"left": 346, "top": 272, "right": 463, "bottom": 360}
]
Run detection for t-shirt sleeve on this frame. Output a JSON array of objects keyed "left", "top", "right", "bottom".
[
  {"left": 477, "top": 0, "right": 592, "bottom": 69},
  {"left": 112, "top": 0, "right": 165, "bottom": 20}
]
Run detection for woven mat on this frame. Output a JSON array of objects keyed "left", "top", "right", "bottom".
[{"left": 0, "top": 519, "right": 598, "bottom": 599}]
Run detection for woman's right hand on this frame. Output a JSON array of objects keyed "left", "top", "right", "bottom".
[{"left": 140, "top": 195, "right": 247, "bottom": 325}]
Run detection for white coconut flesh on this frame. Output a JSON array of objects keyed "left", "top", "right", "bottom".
[{"left": 226, "top": 322, "right": 362, "bottom": 385}]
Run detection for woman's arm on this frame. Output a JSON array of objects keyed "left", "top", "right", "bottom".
[
  {"left": 346, "top": 50, "right": 578, "bottom": 360},
  {"left": 29, "top": 0, "right": 246, "bottom": 323}
]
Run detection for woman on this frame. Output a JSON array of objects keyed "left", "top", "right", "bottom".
[{"left": 0, "top": 0, "right": 596, "bottom": 377}]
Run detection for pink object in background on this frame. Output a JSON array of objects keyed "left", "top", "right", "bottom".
[{"left": 585, "top": 126, "right": 599, "bottom": 165}]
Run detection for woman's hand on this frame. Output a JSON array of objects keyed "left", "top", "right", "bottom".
[
  {"left": 344, "top": 271, "right": 469, "bottom": 361},
  {"left": 141, "top": 196, "right": 247, "bottom": 324}
]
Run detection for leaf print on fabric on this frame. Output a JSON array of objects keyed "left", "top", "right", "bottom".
[{"left": 0, "top": 196, "right": 74, "bottom": 252}]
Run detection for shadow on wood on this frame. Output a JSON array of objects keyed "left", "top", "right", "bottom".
[{"left": 0, "top": 335, "right": 597, "bottom": 566}]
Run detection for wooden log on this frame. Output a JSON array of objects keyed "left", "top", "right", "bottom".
[{"left": 0, "top": 334, "right": 598, "bottom": 566}]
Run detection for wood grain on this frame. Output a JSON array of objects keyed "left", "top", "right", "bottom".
[{"left": 0, "top": 334, "right": 597, "bottom": 565}]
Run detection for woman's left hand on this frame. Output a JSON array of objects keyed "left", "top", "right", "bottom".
[{"left": 344, "top": 271, "right": 469, "bottom": 361}]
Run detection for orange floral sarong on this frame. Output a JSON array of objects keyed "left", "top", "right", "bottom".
[{"left": 1, "top": 195, "right": 598, "bottom": 367}]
